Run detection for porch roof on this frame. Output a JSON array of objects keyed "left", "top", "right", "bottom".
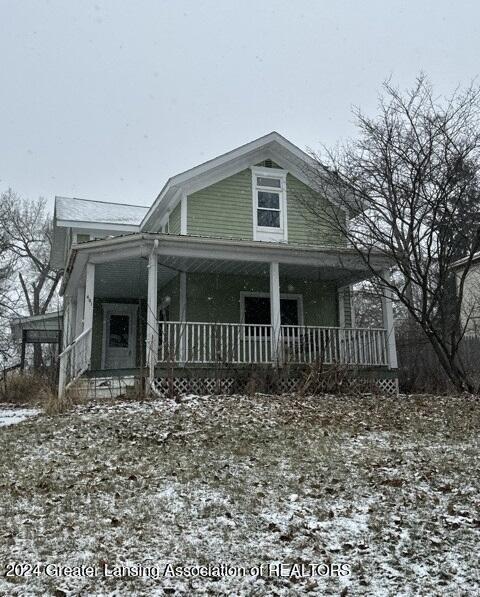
[
  {"left": 60, "top": 232, "right": 393, "bottom": 296},
  {"left": 10, "top": 310, "right": 63, "bottom": 341}
]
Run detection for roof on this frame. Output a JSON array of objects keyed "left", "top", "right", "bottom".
[
  {"left": 51, "top": 197, "right": 149, "bottom": 270},
  {"left": 55, "top": 196, "right": 149, "bottom": 226},
  {"left": 51, "top": 132, "right": 344, "bottom": 269},
  {"left": 10, "top": 311, "right": 63, "bottom": 341},
  {"left": 140, "top": 131, "right": 328, "bottom": 231}
]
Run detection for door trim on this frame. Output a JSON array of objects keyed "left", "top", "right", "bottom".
[{"left": 101, "top": 303, "right": 138, "bottom": 369}]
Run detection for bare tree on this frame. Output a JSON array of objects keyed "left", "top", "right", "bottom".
[
  {"left": 302, "top": 76, "right": 480, "bottom": 393},
  {"left": 1, "top": 190, "right": 62, "bottom": 367},
  {"left": 0, "top": 223, "right": 17, "bottom": 361}
]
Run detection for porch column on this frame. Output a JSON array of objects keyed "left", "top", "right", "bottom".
[
  {"left": 146, "top": 248, "right": 158, "bottom": 383},
  {"left": 337, "top": 286, "right": 347, "bottom": 363},
  {"left": 84, "top": 262, "right": 95, "bottom": 366},
  {"left": 179, "top": 272, "right": 187, "bottom": 362},
  {"left": 75, "top": 285, "right": 85, "bottom": 337},
  {"left": 337, "top": 287, "right": 346, "bottom": 328},
  {"left": 381, "top": 271, "right": 398, "bottom": 369},
  {"left": 270, "top": 262, "right": 281, "bottom": 363}
]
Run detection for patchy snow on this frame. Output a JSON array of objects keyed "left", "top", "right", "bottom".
[
  {"left": 0, "top": 407, "right": 39, "bottom": 427},
  {"left": 0, "top": 394, "right": 479, "bottom": 595},
  {"left": 56, "top": 196, "right": 149, "bottom": 226}
]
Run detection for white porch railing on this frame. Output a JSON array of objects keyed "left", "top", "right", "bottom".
[
  {"left": 159, "top": 322, "right": 274, "bottom": 364},
  {"left": 58, "top": 327, "right": 92, "bottom": 397},
  {"left": 281, "top": 325, "right": 388, "bottom": 366},
  {"left": 158, "top": 322, "right": 389, "bottom": 367}
]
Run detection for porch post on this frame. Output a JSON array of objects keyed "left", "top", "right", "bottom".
[
  {"left": 84, "top": 262, "right": 95, "bottom": 366},
  {"left": 146, "top": 247, "right": 158, "bottom": 385},
  {"left": 270, "top": 262, "right": 281, "bottom": 364},
  {"left": 179, "top": 272, "right": 187, "bottom": 362},
  {"left": 75, "top": 285, "right": 85, "bottom": 337},
  {"left": 337, "top": 287, "right": 346, "bottom": 328},
  {"left": 381, "top": 271, "right": 398, "bottom": 369}
]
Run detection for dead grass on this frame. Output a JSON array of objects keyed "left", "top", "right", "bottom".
[
  {"left": 0, "top": 394, "right": 479, "bottom": 595},
  {"left": 0, "top": 372, "right": 55, "bottom": 406}
]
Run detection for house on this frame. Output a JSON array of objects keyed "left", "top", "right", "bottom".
[
  {"left": 51, "top": 132, "right": 398, "bottom": 398},
  {"left": 452, "top": 252, "right": 480, "bottom": 336}
]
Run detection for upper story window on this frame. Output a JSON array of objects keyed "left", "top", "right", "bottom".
[{"left": 251, "top": 167, "right": 287, "bottom": 242}]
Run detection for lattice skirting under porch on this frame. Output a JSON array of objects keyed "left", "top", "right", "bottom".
[{"left": 151, "top": 375, "right": 399, "bottom": 398}]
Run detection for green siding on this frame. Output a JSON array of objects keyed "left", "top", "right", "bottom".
[
  {"left": 185, "top": 272, "right": 338, "bottom": 326},
  {"left": 169, "top": 203, "right": 181, "bottom": 235},
  {"left": 159, "top": 277, "right": 180, "bottom": 321},
  {"left": 341, "top": 287, "right": 353, "bottom": 327},
  {"left": 187, "top": 169, "right": 253, "bottom": 240},
  {"left": 185, "top": 167, "right": 343, "bottom": 247},
  {"left": 286, "top": 174, "right": 343, "bottom": 247}
]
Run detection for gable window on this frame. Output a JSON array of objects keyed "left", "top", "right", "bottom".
[{"left": 251, "top": 167, "right": 287, "bottom": 242}]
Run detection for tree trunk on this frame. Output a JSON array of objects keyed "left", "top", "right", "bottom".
[{"left": 426, "top": 331, "right": 475, "bottom": 394}]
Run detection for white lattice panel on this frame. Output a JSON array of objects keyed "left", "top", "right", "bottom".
[
  {"left": 151, "top": 375, "right": 399, "bottom": 397},
  {"left": 151, "top": 377, "right": 235, "bottom": 398}
]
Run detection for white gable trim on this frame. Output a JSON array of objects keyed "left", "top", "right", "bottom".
[{"left": 180, "top": 192, "right": 188, "bottom": 235}]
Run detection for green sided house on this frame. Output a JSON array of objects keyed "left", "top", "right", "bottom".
[{"left": 51, "top": 132, "right": 398, "bottom": 398}]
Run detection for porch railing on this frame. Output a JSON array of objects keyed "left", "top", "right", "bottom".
[
  {"left": 158, "top": 321, "right": 389, "bottom": 367},
  {"left": 281, "top": 325, "right": 388, "bottom": 366},
  {"left": 159, "top": 322, "right": 274, "bottom": 364},
  {"left": 58, "top": 327, "right": 92, "bottom": 397}
]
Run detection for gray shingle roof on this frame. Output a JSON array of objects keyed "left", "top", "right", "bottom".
[{"left": 55, "top": 196, "right": 149, "bottom": 226}]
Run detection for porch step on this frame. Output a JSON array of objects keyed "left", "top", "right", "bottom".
[{"left": 68, "top": 374, "right": 139, "bottom": 400}]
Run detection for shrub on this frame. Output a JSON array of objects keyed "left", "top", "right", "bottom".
[{"left": 0, "top": 372, "right": 55, "bottom": 405}]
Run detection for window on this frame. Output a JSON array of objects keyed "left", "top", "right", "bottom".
[
  {"left": 75, "top": 234, "right": 90, "bottom": 244},
  {"left": 252, "top": 167, "right": 287, "bottom": 241},
  {"left": 241, "top": 293, "right": 303, "bottom": 335}
]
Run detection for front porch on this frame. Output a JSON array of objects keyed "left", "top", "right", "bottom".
[{"left": 58, "top": 234, "right": 397, "bottom": 397}]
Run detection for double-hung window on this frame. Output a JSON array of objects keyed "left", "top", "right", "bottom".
[{"left": 252, "top": 167, "right": 287, "bottom": 242}]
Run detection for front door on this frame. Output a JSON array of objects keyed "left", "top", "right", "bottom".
[{"left": 102, "top": 304, "right": 138, "bottom": 369}]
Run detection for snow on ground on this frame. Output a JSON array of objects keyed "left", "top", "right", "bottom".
[
  {"left": 0, "top": 394, "right": 479, "bottom": 595},
  {"left": 0, "top": 407, "right": 39, "bottom": 427}
]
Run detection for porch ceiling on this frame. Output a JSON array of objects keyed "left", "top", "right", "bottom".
[
  {"left": 94, "top": 259, "right": 176, "bottom": 298},
  {"left": 63, "top": 233, "right": 390, "bottom": 296},
  {"left": 93, "top": 253, "right": 369, "bottom": 299},
  {"left": 155, "top": 254, "right": 364, "bottom": 283}
]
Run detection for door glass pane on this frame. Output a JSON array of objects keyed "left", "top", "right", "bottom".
[
  {"left": 109, "top": 314, "right": 129, "bottom": 347},
  {"left": 257, "top": 209, "right": 280, "bottom": 227},
  {"left": 258, "top": 191, "right": 280, "bottom": 209}
]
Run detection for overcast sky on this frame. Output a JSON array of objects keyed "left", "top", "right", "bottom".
[{"left": 1, "top": 0, "right": 479, "bottom": 212}]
